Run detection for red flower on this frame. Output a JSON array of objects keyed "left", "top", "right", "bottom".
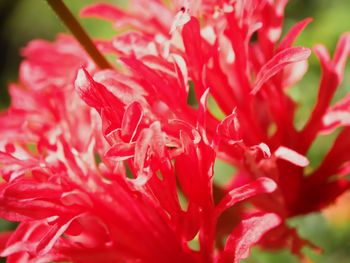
[
  {"left": 0, "top": 0, "right": 349, "bottom": 262},
  {"left": 0, "top": 59, "right": 278, "bottom": 262},
  {"left": 81, "top": 0, "right": 350, "bottom": 254},
  {"left": 0, "top": 5, "right": 279, "bottom": 262}
]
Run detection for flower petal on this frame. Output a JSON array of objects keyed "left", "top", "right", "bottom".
[
  {"left": 274, "top": 146, "right": 309, "bottom": 167},
  {"left": 216, "top": 177, "right": 277, "bottom": 216},
  {"left": 219, "top": 213, "right": 281, "bottom": 263},
  {"left": 251, "top": 47, "right": 311, "bottom": 95},
  {"left": 278, "top": 18, "right": 312, "bottom": 51}
]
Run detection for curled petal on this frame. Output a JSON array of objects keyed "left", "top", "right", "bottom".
[
  {"left": 216, "top": 110, "right": 242, "bottom": 144},
  {"left": 105, "top": 142, "right": 135, "bottom": 162},
  {"left": 134, "top": 122, "right": 168, "bottom": 180},
  {"left": 121, "top": 102, "right": 143, "bottom": 142},
  {"left": 252, "top": 143, "right": 271, "bottom": 159}
]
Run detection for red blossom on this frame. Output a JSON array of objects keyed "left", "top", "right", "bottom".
[
  {"left": 0, "top": 27, "right": 279, "bottom": 262},
  {"left": 79, "top": 0, "right": 350, "bottom": 254},
  {"left": 0, "top": 0, "right": 350, "bottom": 262}
]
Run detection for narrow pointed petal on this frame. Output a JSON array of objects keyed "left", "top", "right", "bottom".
[
  {"left": 219, "top": 213, "right": 281, "bottom": 263},
  {"left": 216, "top": 177, "right": 277, "bottom": 216},
  {"left": 333, "top": 33, "right": 350, "bottom": 81},
  {"left": 322, "top": 95, "right": 350, "bottom": 133},
  {"left": 251, "top": 47, "right": 311, "bottom": 94},
  {"left": 278, "top": 18, "right": 312, "bottom": 51}
]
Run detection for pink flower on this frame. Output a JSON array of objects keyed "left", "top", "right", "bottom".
[{"left": 0, "top": 0, "right": 349, "bottom": 262}]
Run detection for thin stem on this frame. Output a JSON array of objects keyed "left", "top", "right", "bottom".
[{"left": 46, "top": 0, "right": 112, "bottom": 69}]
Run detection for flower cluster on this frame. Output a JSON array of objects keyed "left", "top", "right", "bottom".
[{"left": 0, "top": 0, "right": 349, "bottom": 262}]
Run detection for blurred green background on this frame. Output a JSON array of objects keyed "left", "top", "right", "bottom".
[{"left": 0, "top": 0, "right": 350, "bottom": 262}]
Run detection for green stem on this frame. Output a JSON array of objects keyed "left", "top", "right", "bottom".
[{"left": 46, "top": 0, "right": 112, "bottom": 69}]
